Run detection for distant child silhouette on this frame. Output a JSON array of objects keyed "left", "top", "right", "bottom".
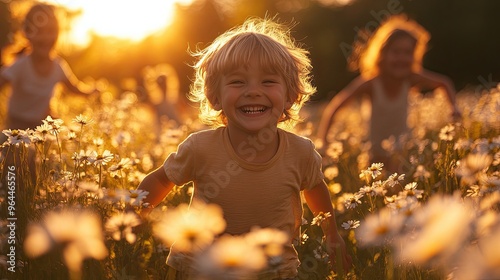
[
  {"left": 0, "top": 3, "right": 98, "bottom": 138},
  {"left": 0, "top": 3, "right": 98, "bottom": 186},
  {"left": 317, "top": 15, "right": 461, "bottom": 172},
  {"left": 138, "top": 64, "right": 182, "bottom": 135}
]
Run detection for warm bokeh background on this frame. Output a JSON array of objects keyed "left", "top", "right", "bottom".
[
  {"left": 1, "top": 0, "right": 499, "bottom": 103},
  {"left": 1, "top": 2, "right": 499, "bottom": 279}
]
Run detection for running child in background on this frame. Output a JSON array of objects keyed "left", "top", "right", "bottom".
[
  {"left": 138, "top": 65, "right": 182, "bottom": 140},
  {"left": 317, "top": 15, "right": 461, "bottom": 173},
  {"left": 137, "top": 17, "right": 352, "bottom": 279},
  {"left": 0, "top": 2, "right": 98, "bottom": 138}
]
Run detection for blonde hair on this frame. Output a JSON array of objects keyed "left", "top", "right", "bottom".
[
  {"left": 189, "top": 17, "right": 316, "bottom": 128},
  {"left": 350, "top": 14, "right": 430, "bottom": 79}
]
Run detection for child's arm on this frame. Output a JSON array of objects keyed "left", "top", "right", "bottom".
[
  {"left": 316, "top": 76, "right": 368, "bottom": 149},
  {"left": 412, "top": 70, "right": 461, "bottom": 119},
  {"left": 59, "top": 59, "right": 99, "bottom": 96},
  {"left": 62, "top": 74, "right": 99, "bottom": 96},
  {"left": 303, "top": 181, "right": 352, "bottom": 274},
  {"left": 137, "top": 166, "right": 175, "bottom": 215}
]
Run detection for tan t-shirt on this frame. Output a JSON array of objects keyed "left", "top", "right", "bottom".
[{"left": 163, "top": 127, "right": 324, "bottom": 278}]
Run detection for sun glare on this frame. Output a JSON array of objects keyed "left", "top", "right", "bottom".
[
  {"left": 316, "top": 0, "right": 355, "bottom": 7},
  {"left": 48, "top": 0, "right": 193, "bottom": 46}
]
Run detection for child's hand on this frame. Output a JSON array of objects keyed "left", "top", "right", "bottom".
[{"left": 327, "top": 231, "right": 352, "bottom": 275}]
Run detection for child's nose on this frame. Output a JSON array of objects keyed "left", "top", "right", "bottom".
[{"left": 244, "top": 83, "right": 262, "bottom": 97}]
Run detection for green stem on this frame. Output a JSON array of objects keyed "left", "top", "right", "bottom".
[
  {"left": 385, "top": 248, "right": 394, "bottom": 280},
  {"left": 99, "top": 164, "right": 102, "bottom": 189},
  {"left": 55, "top": 133, "right": 64, "bottom": 169},
  {"left": 72, "top": 124, "right": 85, "bottom": 186}
]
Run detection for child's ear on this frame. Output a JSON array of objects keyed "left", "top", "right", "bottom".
[
  {"left": 212, "top": 99, "right": 222, "bottom": 111},
  {"left": 213, "top": 103, "right": 222, "bottom": 111},
  {"left": 208, "top": 92, "right": 222, "bottom": 110}
]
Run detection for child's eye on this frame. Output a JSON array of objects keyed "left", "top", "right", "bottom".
[
  {"left": 263, "top": 74, "right": 282, "bottom": 84},
  {"left": 228, "top": 80, "right": 244, "bottom": 85},
  {"left": 263, "top": 79, "right": 279, "bottom": 84}
]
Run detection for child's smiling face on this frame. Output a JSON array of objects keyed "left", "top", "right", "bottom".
[
  {"left": 217, "top": 59, "right": 291, "bottom": 135},
  {"left": 379, "top": 36, "right": 416, "bottom": 79},
  {"left": 26, "top": 21, "right": 59, "bottom": 57}
]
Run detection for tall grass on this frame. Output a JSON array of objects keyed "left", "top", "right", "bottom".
[{"left": 0, "top": 84, "right": 499, "bottom": 279}]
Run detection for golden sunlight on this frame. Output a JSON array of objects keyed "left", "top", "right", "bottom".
[
  {"left": 316, "top": 0, "right": 355, "bottom": 7},
  {"left": 48, "top": 0, "right": 194, "bottom": 46}
]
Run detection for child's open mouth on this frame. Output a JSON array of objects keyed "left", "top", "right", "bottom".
[{"left": 240, "top": 106, "right": 268, "bottom": 114}]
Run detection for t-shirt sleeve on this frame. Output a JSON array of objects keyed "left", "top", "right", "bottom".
[
  {"left": 1, "top": 59, "right": 19, "bottom": 81},
  {"left": 163, "top": 133, "right": 197, "bottom": 186},
  {"left": 301, "top": 140, "right": 325, "bottom": 191}
]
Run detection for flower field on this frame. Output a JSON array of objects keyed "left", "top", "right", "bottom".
[{"left": 0, "top": 81, "right": 499, "bottom": 279}]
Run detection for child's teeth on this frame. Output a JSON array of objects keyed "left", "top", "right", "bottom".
[{"left": 243, "top": 106, "right": 265, "bottom": 113}]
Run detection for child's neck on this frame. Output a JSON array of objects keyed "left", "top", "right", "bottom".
[
  {"left": 29, "top": 50, "right": 53, "bottom": 62},
  {"left": 379, "top": 75, "right": 407, "bottom": 93},
  {"left": 227, "top": 126, "right": 280, "bottom": 164},
  {"left": 29, "top": 52, "right": 54, "bottom": 77}
]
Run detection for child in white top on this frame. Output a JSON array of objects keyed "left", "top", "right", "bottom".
[
  {"left": 317, "top": 15, "right": 460, "bottom": 172},
  {"left": 0, "top": 3, "right": 97, "bottom": 135},
  {"left": 137, "top": 17, "right": 351, "bottom": 279}
]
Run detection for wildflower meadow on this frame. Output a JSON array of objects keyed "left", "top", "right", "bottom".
[{"left": 0, "top": 78, "right": 499, "bottom": 280}]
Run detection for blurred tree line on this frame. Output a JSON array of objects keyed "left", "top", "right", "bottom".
[{"left": 1, "top": 0, "right": 499, "bottom": 101}]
